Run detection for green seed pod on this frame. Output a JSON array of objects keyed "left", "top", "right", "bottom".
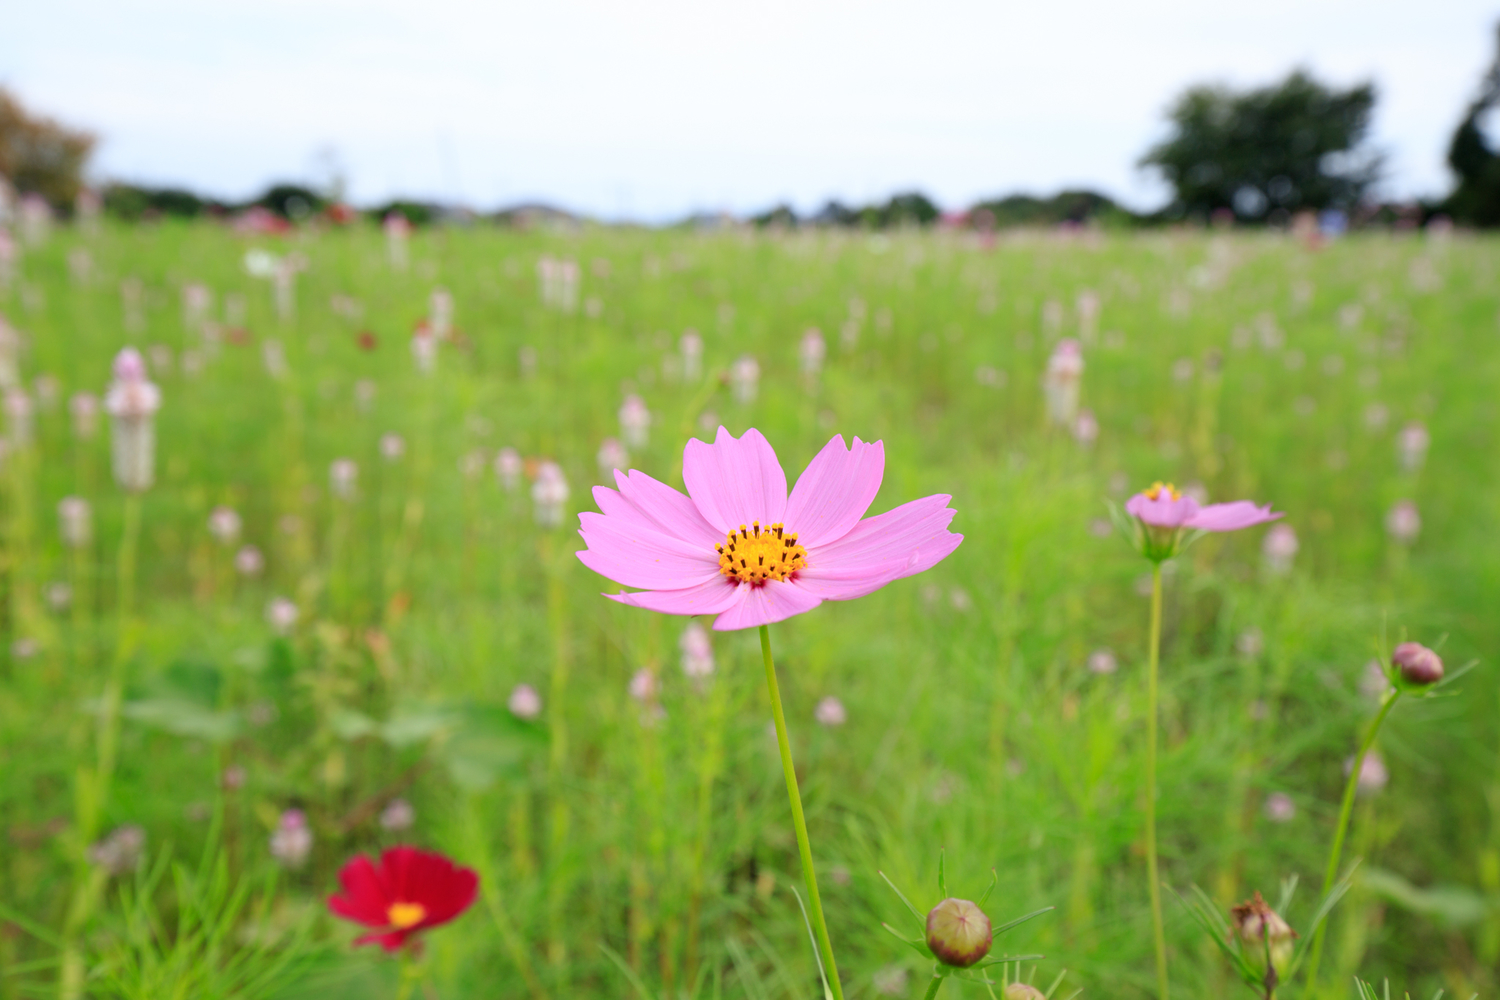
[
  {"left": 925, "top": 897, "right": 992, "bottom": 968},
  {"left": 1003, "top": 984, "right": 1046, "bottom": 1000}
]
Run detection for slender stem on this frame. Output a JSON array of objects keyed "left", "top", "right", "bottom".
[
  {"left": 1300, "top": 690, "right": 1401, "bottom": 994},
  {"left": 1144, "top": 562, "right": 1169, "bottom": 1000},
  {"left": 923, "top": 974, "right": 945, "bottom": 1000},
  {"left": 759, "top": 625, "right": 843, "bottom": 1000},
  {"left": 393, "top": 948, "right": 422, "bottom": 1000}
]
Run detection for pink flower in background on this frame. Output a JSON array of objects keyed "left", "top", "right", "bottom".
[
  {"left": 597, "top": 438, "right": 628, "bottom": 475},
  {"left": 1262, "top": 523, "right": 1299, "bottom": 574},
  {"left": 508, "top": 683, "right": 542, "bottom": 720},
  {"left": 815, "top": 696, "right": 847, "bottom": 726},
  {"left": 1122, "top": 481, "right": 1281, "bottom": 561},
  {"left": 576, "top": 427, "right": 962, "bottom": 631},
  {"left": 1386, "top": 499, "right": 1420, "bottom": 544}
]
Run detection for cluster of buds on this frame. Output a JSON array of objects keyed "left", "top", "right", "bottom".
[{"left": 104, "top": 348, "right": 161, "bottom": 492}]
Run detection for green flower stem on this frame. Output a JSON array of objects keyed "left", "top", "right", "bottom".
[
  {"left": 1145, "top": 561, "right": 1169, "bottom": 1000},
  {"left": 60, "top": 492, "right": 143, "bottom": 1000},
  {"left": 923, "top": 973, "right": 946, "bottom": 1000},
  {"left": 1301, "top": 689, "right": 1402, "bottom": 994},
  {"left": 393, "top": 948, "right": 423, "bottom": 1000},
  {"left": 759, "top": 624, "right": 843, "bottom": 1000}
]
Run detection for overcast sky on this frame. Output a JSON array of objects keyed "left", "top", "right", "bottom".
[{"left": 2, "top": 0, "right": 1494, "bottom": 220}]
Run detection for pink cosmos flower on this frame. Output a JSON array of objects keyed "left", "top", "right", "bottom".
[
  {"left": 577, "top": 427, "right": 962, "bottom": 631},
  {"left": 1122, "top": 481, "right": 1281, "bottom": 561}
]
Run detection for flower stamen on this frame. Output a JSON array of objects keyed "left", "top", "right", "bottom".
[
  {"left": 1144, "top": 481, "right": 1181, "bottom": 501},
  {"left": 715, "top": 521, "right": 807, "bottom": 585},
  {"left": 387, "top": 901, "right": 427, "bottom": 929}
]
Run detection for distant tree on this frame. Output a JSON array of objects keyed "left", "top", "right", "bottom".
[
  {"left": 867, "top": 191, "right": 938, "bottom": 228},
  {"left": 1140, "top": 70, "right": 1379, "bottom": 222},
  {"left": 253, "top": 183, "right": 327, "bottom": 220},
  {"left": 102, "top": 183, "right": 217, "bottom": 220},
  {"left": 970, "top": 189, "right": 1131, "bottom": 228},
  {"left": 751, "top": 203, "right": 798, "bottom": 228},
  {"left": 0, "top": 88, "right": 96, "bottom": 209},
  {"left": 1442, "top": 24, "right": 1500, "bottom": 226},
  {"left": 809, "top": 200, "right": 858, "bottom": 226}
]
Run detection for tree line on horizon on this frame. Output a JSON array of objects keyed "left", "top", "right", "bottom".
[{"left": 10, "top": 27, "right": 1500, "bottom": 230}]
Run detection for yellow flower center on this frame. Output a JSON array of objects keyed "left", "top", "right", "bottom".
[
  {"left": 387, "top": 902, "right": 427, "bottom": 929},
  {"left": 1144, "top": 481, "right": 1181, "bottom": 501},
  {"left": 716, "top": 521, "right": 808, "bottom": 585}
]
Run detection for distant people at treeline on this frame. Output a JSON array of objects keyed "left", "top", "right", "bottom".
[{"left": 9, "top": 26, "right": 1500, "bottom": 228}]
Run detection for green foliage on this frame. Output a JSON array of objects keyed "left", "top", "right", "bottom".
[
  {"left": 1141, "top": 70, "right": 1380, "bottom": 221},
  {"left": 1443, "top": 25, "right": 1500, "bottom": 226},
  {"left": 0, "top": 87, "right": 96, "bottom": 209}
]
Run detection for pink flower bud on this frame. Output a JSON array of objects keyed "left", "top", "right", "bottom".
[
  {"left": 925, "top": 898, "right": 992, "bottom": 968},
  {"left": 1392, "top": 641, "right": 1443, "bottom": 686}
]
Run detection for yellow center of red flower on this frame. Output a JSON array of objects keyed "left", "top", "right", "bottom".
[
  {"left": 716, "top": 521, "right": 808, "bottom": 585},
  {"left": 1144, "top": 481, "right": 1181, "bottom": 501},
  {"left": 387, "top": 902, "right": 427, "bottom": 929}
]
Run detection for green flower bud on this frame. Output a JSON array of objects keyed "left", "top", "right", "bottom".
[
  {"left": 1392, "top": 641, "right": 1443, "bottom": 686},
  {"left": 925, "top": 897, "right": 991, "bottom": 968},
  {"left": 1003, "top": 984, "right": 1046, "bottom": 1000},
  {"left": 1232, "top": 892, "right": 1297, "bottom": 977}
]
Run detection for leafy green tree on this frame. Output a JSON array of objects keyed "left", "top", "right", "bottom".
[
  {"left": 1140, "top": 70, "right": 1379, "bottom": 222},
  {"left": 1442, "top": 24, "right": 1500, "bottom": 226},
  {"left": 0, "top": 88, "right": 96, "bottom": 209}
]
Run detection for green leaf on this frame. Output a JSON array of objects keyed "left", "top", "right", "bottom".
[
  {"left": 328, "top": 708, "right": 376, "bottom": 740},
  {"left": 121, "top": 698, "right": 241, "bottom": 742}
]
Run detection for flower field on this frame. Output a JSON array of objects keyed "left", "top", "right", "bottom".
[{"left": 0, "top": 220, "right": 1494, "bottom": 999}]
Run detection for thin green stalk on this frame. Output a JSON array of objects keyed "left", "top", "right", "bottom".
[
  {"left": 1145, "top": 562, "right": 1169, "bottom": 1000},
  {"left": 759, "top": 625, "right": 842, "bottom": 1000},
  {"left": 923, "top": 974, "right": 945, "bottom": 1000},
  {"left": 393, "top": 949, "right": 422, "bottom": 1000},
  {"left": 60, "top": 491, "right": 143, "bottom": 1000},
  {"left": 1300, "top": 690, "right": 1401, "bottom": 994}
]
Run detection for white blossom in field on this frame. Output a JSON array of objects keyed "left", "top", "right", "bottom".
[
  {"left": 1386, "top": 500, "right": 1420, "bottom": 545},
  {"left": 235, "top": 545, "right": 264, "bottom": 577},
  {"left": 46, "top": 581, "right": 72, "bottom": 612},
  {"left": 1396, "top": 422, "right": 1429, "bottom": 473},
  {"left": 508, "top": 683, "right": 542, "bottom": 720},
  {"left": 495, "top": 447, "right": 522, "bottom": 490},
  {"left": 799, "top": 327, "right": 826, "bottom": 378},
  {"left": 380, "top": 433, "right": 405, "bottom": 461},
  {"left": 69, "top": 393, "right": 98, "bottom": 439},
  {"left": 815, "top": 696, "right": 847, "bottom": 727},
  {"left": 208, "top": 506, "right": 241, "bottom": 545},
  {"left": 680, "top": 621, "right": 714, "bottom": 678},
  {"left": 265, "top": 597, "right": 298, "bottom": 634},
  {"left": 731, "top": 355, "right": 759, "bottom": 403},
  {"left": 261, "top": 339, "right": 287, "bottom": 379},
  {"left": 379, "top": 798, "right": 415, "bottom": 832},
  {"left": 182, "top": 283, "right": 213, "bottom": 330},
  {"left": 4, "top": 388, "right": 31, "bottom": 446},
  {"left": 384, "top": 212, "right": 410, "bottom": 270},
  {"left": 531, "top": 461, "right": 569, "bottom": 527},
  {"left": 1087, "top": 648, "right": 1118, "bottom": 675},
  {"left": 597, "top": 438, "right": 628, "bottom": 475},
  {"left": 329, "top": 458, "right": 358, "bottom": 499},
  {"left": 411, "top": 324, "right": 437, "bottom": 374},
  {"left": 103, "top": 347, "right": 162, "bottom": 492},
  {"left": 354, "top": 379, "right": 377, "bottom": 413},
  {"left": 1042, "top": 339, "right": 1083, "bottom": 427},
  {"left": 680, "top": 330, "right": 703, "bottom": 380},
  {"left": 89, "top": 825, "right": 145, "bottom": 876},
  {"left": 430, "top": 287, "right": 453, "bottom": 338},
  {"left": 1264, "top": 792, "right": 1296, "bottom": 823},
  {"left": 269, "top": 810, "right": 312, "bottom": 868},
  {"left": 618, "top": 394, "right": 650, "bottom": 448},
  {"left": 1262, "top": 523, "right": 1299, "bottom": 574}
]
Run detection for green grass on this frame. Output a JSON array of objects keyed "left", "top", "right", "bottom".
[{"left": 0, "top": 220, "right": 1496, "bottom": 999}]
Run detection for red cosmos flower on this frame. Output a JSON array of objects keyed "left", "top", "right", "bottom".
[
  {"left": 327, "top": 846, "right": 478, "bottom": 951},
  {"left": 356, "top": 330, "right": 378, "bottom": 351}
]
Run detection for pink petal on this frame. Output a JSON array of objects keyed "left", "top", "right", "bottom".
[
  {"left": 807, "top": 494, "right": 960, "bottom": 575},
  {"left": 597, "top": 470, "right": 723, "bottom": 549},
  {"left": 710, "top": 578, "right": 823, "bottom": 631},
  {"left": 1124, "top": 491, "right": 1200, "bottom": 528},
  {"left": 1185, "top": 500, "right": 1282, "bottom": 532},
  {"left": 577, "top": 512, "right": 720, "bottom": 590},
  {"left": 605, "top": 576, "right": 742, "bottom": 615},
  {"left": 783, "top": 435, "right": 885, "bottom": 548},
  {"left": 682, "top": 427, "right": 788, "bottom": 535}
]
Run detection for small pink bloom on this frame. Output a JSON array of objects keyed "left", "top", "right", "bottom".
[
  {"left": 1125, "top": 482, "right": 1281, "bottom": 533},
  {"left": 576, "top": 427, "right": 961, "bottom": 631}
]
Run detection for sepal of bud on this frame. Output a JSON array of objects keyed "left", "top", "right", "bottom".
[{"left": 1231, "top": 892, "right": 1296, "bottom": 978}]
